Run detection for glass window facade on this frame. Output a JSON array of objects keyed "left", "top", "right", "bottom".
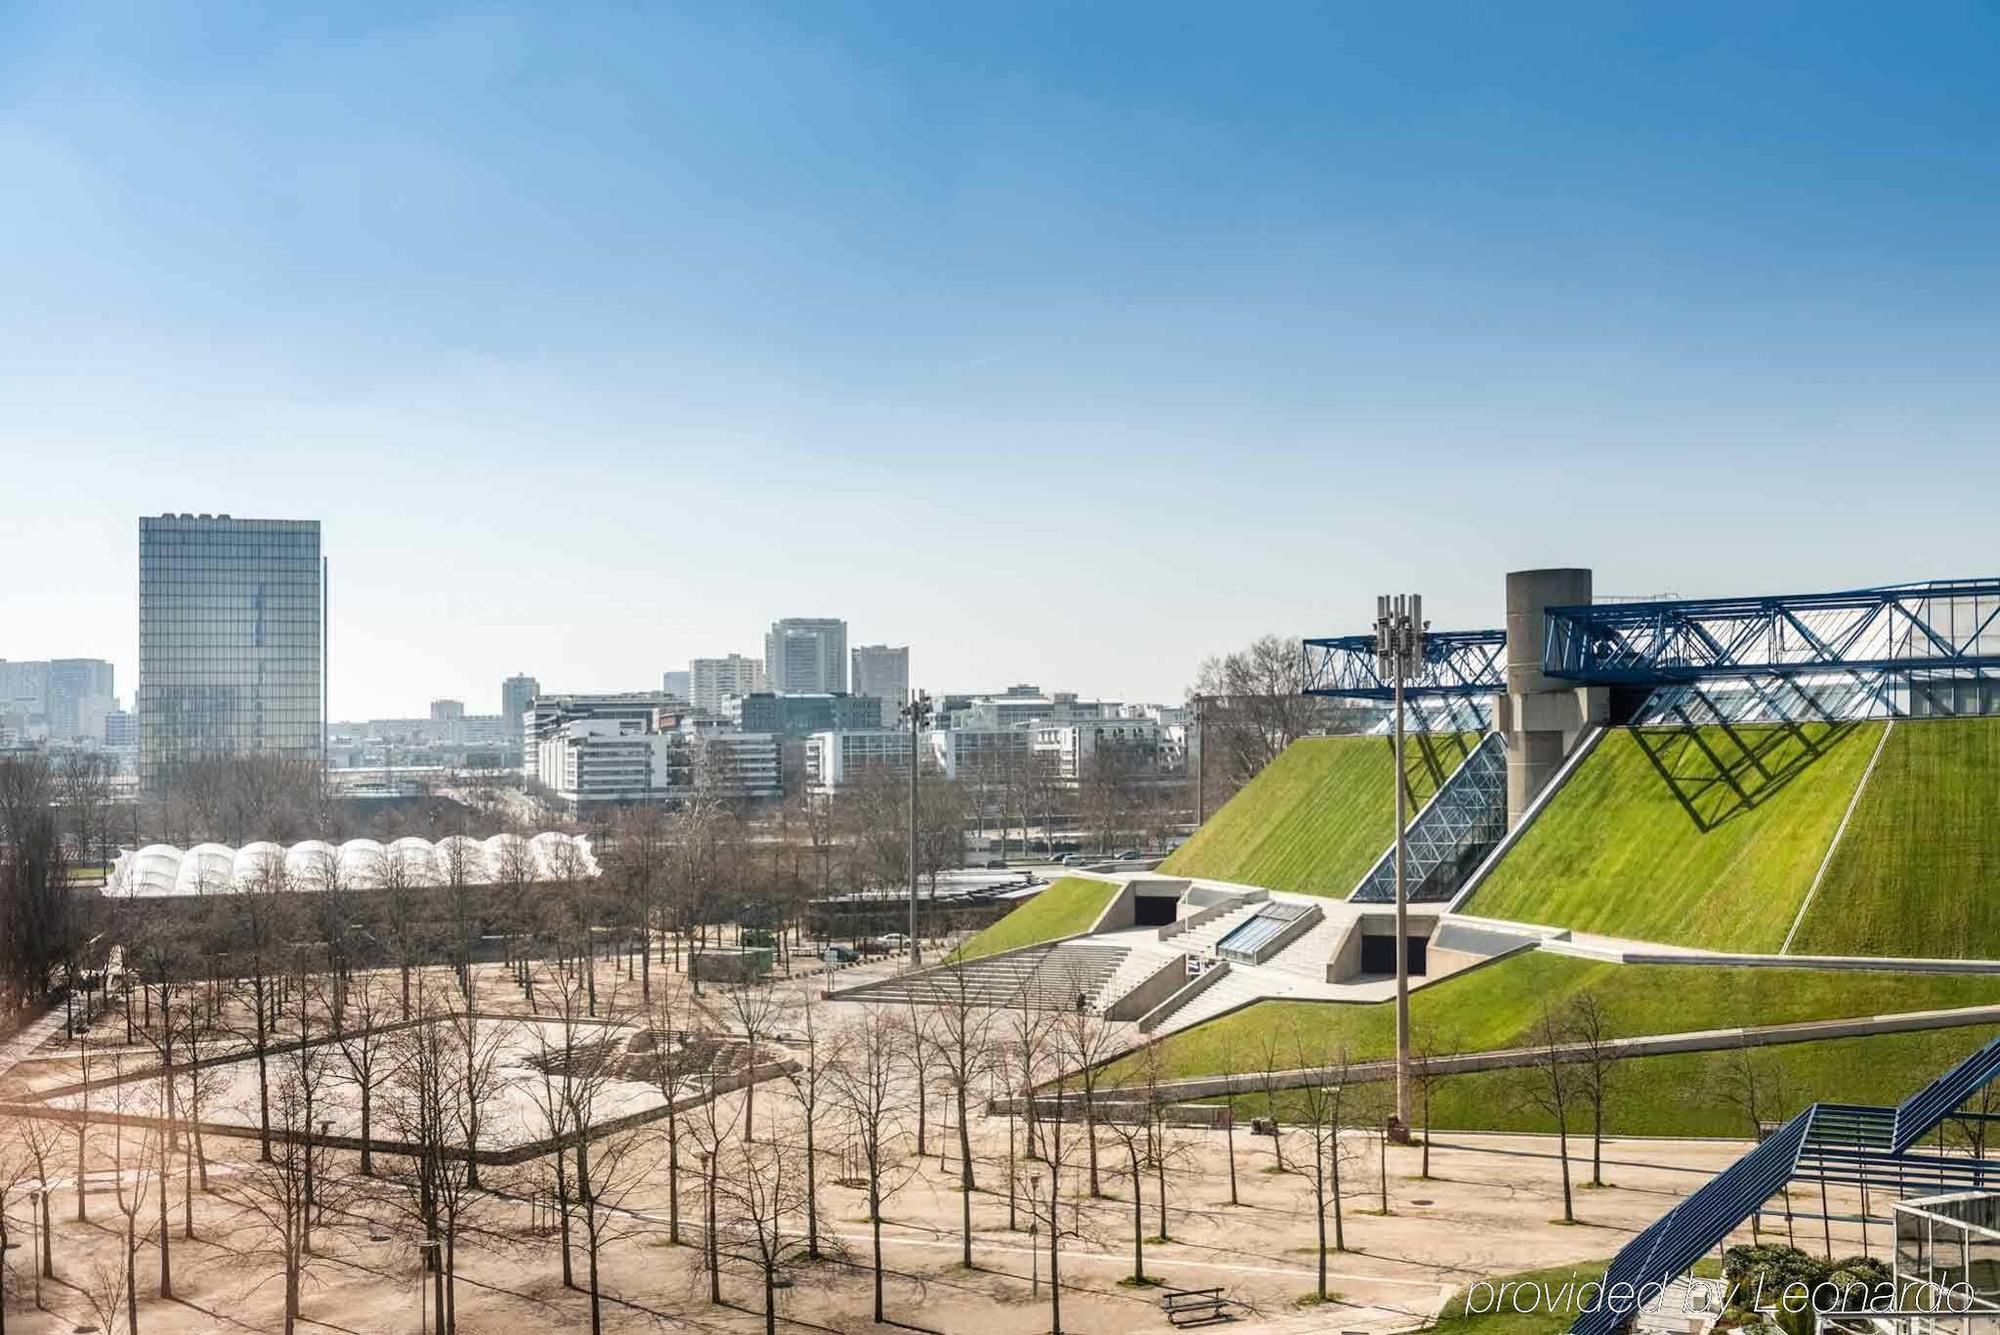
[{"left": 138, "top": 515, "right": 323, "bottom": 788}]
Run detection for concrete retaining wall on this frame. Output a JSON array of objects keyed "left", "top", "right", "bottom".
[
  {"left": 1103, "top": 952, "right": 1193, "bottom": 1022},
  {"left": 1136, "top": 961, "right": 1231, "bottom": 1034}
]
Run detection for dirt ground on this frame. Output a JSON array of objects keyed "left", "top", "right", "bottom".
[{"left": 0, "top": 958, "right": 1875, "bottom": 1335}]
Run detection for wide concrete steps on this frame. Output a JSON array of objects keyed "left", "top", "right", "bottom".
[
  {"left": 835, "top": 940, "right": 1130, "bottom": 1013},
  {"left": 1264, "top": 909, "right": 1348, "bottom": 981}
]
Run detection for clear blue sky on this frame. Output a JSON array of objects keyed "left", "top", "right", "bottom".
[{"left": 4, "top": 3, "right": 1997, "bottom": 718}]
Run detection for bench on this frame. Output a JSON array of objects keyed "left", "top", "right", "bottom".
[{"left": 1159, "top": 1287, "right": 1232, "bottom": 1326}]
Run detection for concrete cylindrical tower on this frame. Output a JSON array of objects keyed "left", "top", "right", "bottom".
[{"left": 1500, "top": 567, "right": 1605, "bottom": 826}]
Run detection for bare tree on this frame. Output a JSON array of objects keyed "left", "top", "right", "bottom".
[
  {"left": 79, "top": 1257, "right": 129, "bottom": 1335},
  {"left": 923, "top": 967, "right": 996, "bottom": 1268},
  {"left": 104, "top": 1059, "right": 160, "bottom": 1335},
  {"left": 1190, "top": 634, "right": 1345, "bottom": 793},
  {"left": 381, "top": 981, "right": 492, "bottom": 1334},
  {"left": 712, "top": 1137, "right": 815, "bottom": 1335},
  {"left": 687, "top": 1048, "right": 745, "bottom": 1307},
  {"left": 18, "top": 1116, "right": 64, "bottom": 1285},
  {"left": 1517, "top": 1005, "right": 1580, "bottom": 1226},
  {"left": 0, "top": 1131, "right": 34, "bottom": 1330},
  {"left": 778, "top": 982, "right": 838, "bottom": 1262},
  {"left": 1566, "top": 993, "right": 1617, "bottom": 1188},
  {"left": 829, "top": 1010, "right": 911, "bottom": 1324},
  {"left": 331, "top": 970, "right": 392, "bottom": 1176},
  {"left": 721, "top": 979, "right": 783, "bottom": 1143},
  {"left": 1052, "top": 984, "right": 1118, "bottom": 1197},
  {"left": 609, "top": 806, "right": 669, "bottom": 1000},
  {"left": 223, "top": 1046, "right": 348, "bottom": 1334},
  {"left": 1409, "top": 1024, "right": 1458, "bottom": 1182},
  {"left": 1291, "top": 1032, "right": 1353, "bottom": 1299},
  {"left": 1257, "top": 1029, "right": 1290, "bottom": 1172},
  {"left": 642, "top": 969, "right": 707, "bottom": 1246}
]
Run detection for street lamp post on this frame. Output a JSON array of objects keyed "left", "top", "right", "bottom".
[
  {"left": 1375, "top": 593, "right": 1428, "bottom": 1142},
  {"left": 901, "top": 690, "right": 934, "bottom": 969}
]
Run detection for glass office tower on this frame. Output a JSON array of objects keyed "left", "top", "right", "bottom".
[{"left": 138, "top": 514, "right": 324, "bottom": 790}]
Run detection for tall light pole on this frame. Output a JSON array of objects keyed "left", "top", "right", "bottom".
[
  {"left": 1375, "top": 593, "right": 1427, "bottom": 1141},
  {"left": 901, "top": 689, "right": 934, "bottom": 969}
]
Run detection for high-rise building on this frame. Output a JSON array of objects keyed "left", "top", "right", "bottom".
[
  {"left": 764, "top": 618, "right": 848, "bottom": 695},
  {"left": 661, "top": 670, "right": 691, "bottom": 701},
  {"left": 502, "top": 674, "right": 540, "bottom": 740},
  {"left": 47, "top": 659, "right": 116, "bottom": 741},
  {"left": 850, "top": 644, "right": 908, "bottom": 726},
  {"left": 430, "top": 699, "right": 465, "bottom": 721},
  {"left": 689, "top": 654, "right": 766, "bottom": 712},
  {"left": 138, "top": 514, "right": 323, "bottom": 789}
]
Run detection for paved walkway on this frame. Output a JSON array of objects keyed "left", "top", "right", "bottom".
[{"left": 0, "top": 1005, "right": 71, "bottom": 1082}]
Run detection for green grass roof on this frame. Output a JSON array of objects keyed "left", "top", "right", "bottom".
[
  {"left": 1790, "top": 717, "right": 2000, "bottom": 959},
  {"left": 1157, "top": 732, "right": 1480, "bottom": 897},
  {"left": 951, "top": 876, "right": 1118, "bottom": 962},
  {"left": 1461, "top": 722, "right": 1882, "bottom": 950}
]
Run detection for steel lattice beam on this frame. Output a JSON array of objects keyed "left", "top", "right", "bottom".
[
  {"left": 1543, "top": 579, "right": 2000, "bottom": 685},
  {"left": 1302, "top": 629, "right": 1506, "bottom": 699}
]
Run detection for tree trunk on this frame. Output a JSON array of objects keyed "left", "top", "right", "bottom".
[
  {"left": 805, "top": 1113, "right": 820, "bottom": 1260},
  {"left": 360, "top": 1079, "right": 373, "bottom": 1176},
  {"left": 1591, "top": 1103, "right": 1603, "bottom": 1187},
  {"left": 1557, "top": 1120, "right": 1574, "bottom": 1223},
  {"left": 157, "top": 1159, "right": 172, "bottom": 1296},
  {"left": 667, "top": 1116, "right": 682, "bottom": 1245},
  {"left": 1330, "top": 1133, "right": 1346, "bottom": 1250},
  {"left": 1314, "top": 1153, "right": 1328, "bottom": 1299},
  {"left": 1128, "top": 1147, "right": 1145, "bottom": 1283},
  {"left": 1225, "top": 1112, "right": 1238, "bottom": 1204},
  {"left": 870, "top": 1180, "right": 884, "bottom": 1322},
  {"left": 957, "top": 1085, "right": 973, "bottom": 1267}
]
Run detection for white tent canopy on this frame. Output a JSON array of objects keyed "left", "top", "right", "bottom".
[{"left": 107, "top": 833, "right": 599, "bottom": 897}]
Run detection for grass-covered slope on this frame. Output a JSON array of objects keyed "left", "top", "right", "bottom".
[
  {"left": 1418, "top": 1026, "right": 1997, "bottom": 1139},
  {"left": 952, "top": 877, "right": 1118, "bottom": 961},
  {"left": 1791, "top": 718, "right": 2000, "bottom": 959},
  {"left": 1220, "top": 1022, "right": 1996, "bottom": 1140},
  {"left": 1461, "top": 722, "right": 1882, "bottom": 950},
  {"left": 1105, "top": 948, "right": 2000, "bottom": 1085},
  {"left": 1158, "top": 732, "right": 1480, "bottom": 897}
]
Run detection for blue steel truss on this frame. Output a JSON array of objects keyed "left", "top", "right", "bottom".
[
  {"left": 1302, "top": 629, "right": 1506, "bottom": 700},
  {"left": 1543, "top": 579, "right": 2000, "bottom": 687},
  {"left": 1571, "top": 1035, "right": 2000, "bottom": 1334},
  {"left": 1349, "top": 731, "right": 1507, "bottom": 904}
]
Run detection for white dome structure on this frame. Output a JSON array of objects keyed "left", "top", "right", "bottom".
[
  {"left": 106, "top": 833, "right": 597, "bottom": 898},
  {"left": 171, "top": 843, "right": 236, "bottom": 896}
]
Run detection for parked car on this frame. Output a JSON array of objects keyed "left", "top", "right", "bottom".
[
  {"left": 818, "top": 944, "right": 859, "bottom": 964},
  {"left": 874, "top": 932, "right": 909, "bottom": 952},
  {"left": 1116, "top": 849, "right": 1142, "bottom": 861}
]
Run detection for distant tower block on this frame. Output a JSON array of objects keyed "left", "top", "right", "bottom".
[{"left": 1499, "top": 568, "right": 1606, "bottom": 826}]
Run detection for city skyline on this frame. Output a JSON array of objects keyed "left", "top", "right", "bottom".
[{"left": 5, "top": 5, "right": 2000, "bottom": 718}]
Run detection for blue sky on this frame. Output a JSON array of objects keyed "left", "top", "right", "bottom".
[{"left": 4, "top": 3, "right": 1998, "bottom": 718}]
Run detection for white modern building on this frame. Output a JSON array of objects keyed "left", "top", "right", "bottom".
[
  {"left": 765, "top": 618, "right": 848, "bottom": 695},
  {"left": 930, "top": 726, "right": 1031, "bottom": 782},
  {"left": 1031, "top": 717, "right": 1161, "bottom": 784},
  {"left": 689, "top": 654, "right": 766, "bottom": 713},
  {"left": 806, "top": 728, "right": 912, "bottom": 791},
  {"left": 850, "top": 644, "right": 909, "bottom": 726},
  {"left": 535, "top": 709, "right": 782, "bottom": 807}
]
